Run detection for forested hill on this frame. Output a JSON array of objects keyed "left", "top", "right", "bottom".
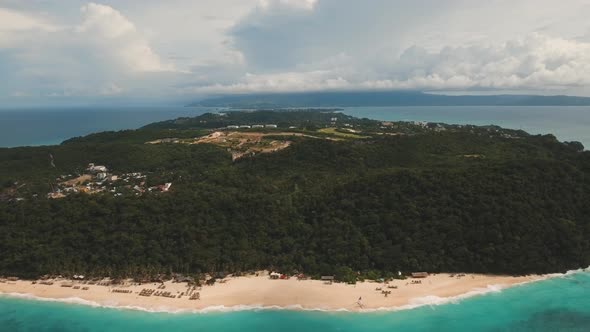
[
  {"left": 1, "top": 110, "right": 590, "bottom": 281},
  {"left": 192, "top": 91, "right": 590, "bottom": 108}
]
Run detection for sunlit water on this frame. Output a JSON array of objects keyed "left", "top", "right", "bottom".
[{"left": 1, "top": 271, "right": 589, "bottom": 331}]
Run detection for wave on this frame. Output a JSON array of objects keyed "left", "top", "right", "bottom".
[{"left": 1, "top": 267, "right": 588, "bottom": 315}]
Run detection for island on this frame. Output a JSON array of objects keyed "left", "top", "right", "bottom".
[{"left": 0, "top": 110, "right": 589, "bottom": 312}]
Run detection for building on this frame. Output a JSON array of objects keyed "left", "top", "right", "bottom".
[
  {"left": 321, "top": 276, "right": 335, "bottom": 284},
  {"left": 252, "top": 125, "right": 264, "bottom": 128},
  {"left": 411, "top": 272, "right": 429, "bottom": 278},
  {"left": 265, "top": 124, "right": 278, "bottom": 128},
  {"left": 239, "top": 125, "right": 251, "bottom": 129},
  {"left": 227, "top": 125, "right": 239, "bottom": 129},
  {"left": 87, "top": 163, "right": 108, "bottom": 173},
  {"left": 160, "top": 183, "right": 172, "bottom": 192}
]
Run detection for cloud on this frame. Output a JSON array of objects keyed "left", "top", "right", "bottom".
[
  {"left": 0, "top": 7, "right": 58, "bottom": 46},
  {"left": 187, "top": 70, "right": 350, "bottom": 94},
  {"left": 187, "top": 33, "right": 590, "bottom": 94},
  {"left": 76, "top": 3, "right": 173, "bottom": 72},
  {"left": 258, "top": 0, "right": 318, "bottom": 11},
  {"left": 193, "top": 0, "right": 589, "bottom": 94},
  {"left": 369, "top": 34, "right": 590, "bottom": 91},
  {"left": 2, "top": 0, "right": 590, "bottom": 103},
  {"left": 100, "top": 83, "right": 124, "bottom": 95},
  {"left": 0, "top": 2, "right": 176, "bottom": 99},
  {"left": 0, "top": 7, "right": 56, "bottom": 32}
]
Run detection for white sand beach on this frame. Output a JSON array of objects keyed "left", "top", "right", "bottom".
[{"left": 0, "top": 272, "right": 542, "bottom": 312}]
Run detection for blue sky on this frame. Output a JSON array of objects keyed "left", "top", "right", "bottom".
[{"left": 1, "top": 0, "right": 590, "bottom": 105}]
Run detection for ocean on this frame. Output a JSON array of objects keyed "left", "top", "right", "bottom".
[
  {"left": 342, "top": 106, "right": 590, "bottom": 148},
  {"left": 0, "top": 106, "right": 214, "bottom": 148},
  {"left": 1, "top": 106, "right": 590, "bottom": 148},
  {"left": 1, "top": 270, "right": 589, "bottom": 331}
]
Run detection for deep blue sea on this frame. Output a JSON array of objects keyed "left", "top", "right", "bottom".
[
  {"left": 1, "top": 106, "right": 590, "bottom": 148},
  {"left": 1, "top": 271, "right": 589, "bottom": 331},
  {"left": 1, "top": 106, "right": 590, "bottom": 331},
  {"left": 0, "top": 106, "right": 215, "bottom": 148}
]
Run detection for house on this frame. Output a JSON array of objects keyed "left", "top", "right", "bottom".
[
  {"left": 87, "top": 163, "right": 108, "bottom": 173},
  {"left": 411, "top": 272, "right": 429, "bottom": 278},
  {"left": 265, "top": 124, "right": 278, "bottom": 128},
  {"left": 159, "top": 183, "right": 172, "bottom": 192}
]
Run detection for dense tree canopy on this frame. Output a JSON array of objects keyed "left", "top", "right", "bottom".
[{"left": 1, "top": 111, "right": 589, "bottom": 280}]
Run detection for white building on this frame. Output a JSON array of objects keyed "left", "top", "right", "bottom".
[{"left": 87, "top": 164, "right": 108, "bottom": 173}]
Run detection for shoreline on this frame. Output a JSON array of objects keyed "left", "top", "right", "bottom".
[{"left": 0, "top": 272, "right": 555, "bottom": 314}]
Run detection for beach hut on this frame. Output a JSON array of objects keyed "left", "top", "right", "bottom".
[
  {"left": 321, "top": 276, "right": 335, "bottom": 284},
  {"left": 411, "top": 272, "right": 429, "bottom": 278}
]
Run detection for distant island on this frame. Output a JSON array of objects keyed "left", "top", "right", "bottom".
[
  {"left": 1, "top": 110, "right": 589, "bottom": 286},
  {"left": 192, "top": 91, "right": 590, "bottom": 108}
]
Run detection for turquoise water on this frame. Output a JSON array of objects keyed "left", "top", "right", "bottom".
[
  {"left": 1, "top": 106, "right": 590, "bottom": 148},
  {"left": 1, "top": 271, "right": 589, "bottom": 331}
]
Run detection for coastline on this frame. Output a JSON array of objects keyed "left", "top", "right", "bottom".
[{"left": 0, "top": 273, "right": 547, "bottom": 314}]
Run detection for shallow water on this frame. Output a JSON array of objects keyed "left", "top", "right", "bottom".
[{"left": 1, "top": 271, "right": 589, "bottom": 331}]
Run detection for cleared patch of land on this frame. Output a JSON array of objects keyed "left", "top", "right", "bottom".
[
  {"left": 147, "top": 131, "right": 342, "bottom": 161},
  {"left": 318, "top": 128, "right": 370, "bottom": 139},
  {"left": 62, "top": 175, "right": 92, "bottom": 187}
]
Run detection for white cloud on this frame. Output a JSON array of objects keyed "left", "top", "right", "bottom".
[
  {"left": 77, "top": 3, "right": 173, "bottom": 72},
  {"left": 0, "top": 7, "right": 55, "bottom": 32},
  {"left": 2, "top": 0, "right": 590, "bottom": 102},
  {"left": 0, "top": 2, "right": 176, "bottom": 99},
  {"left": 258, "top": 0, "right": 318, "bottom": 11},
  {"left": 187, "top": 33, "right": 590, "bottom": 94},
  {"left": 0, "top": 7, "right": 58, "bottom": 46},
  {"left": 188, "top": 70, "right": 350, "bottom": 94}
]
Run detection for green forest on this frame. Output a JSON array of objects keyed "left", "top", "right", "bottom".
[{"left": 1, "top": 110, "right": 589, "bottom": 281}]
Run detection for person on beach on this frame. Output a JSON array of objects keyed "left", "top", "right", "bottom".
[{"left": 356, "top": 297, "right": 364, "bottom": 309}]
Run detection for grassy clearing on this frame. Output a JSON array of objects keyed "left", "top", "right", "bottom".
[{"left": 318, "top": 128, "right": 370, "bottom": 139}]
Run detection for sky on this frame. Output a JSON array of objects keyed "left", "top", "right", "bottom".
[{"left": 1, "top": 0, "right": 590, "bottom": 105}]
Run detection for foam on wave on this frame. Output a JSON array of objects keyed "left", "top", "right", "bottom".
[{"left": 1, "top": 267, "right": 588, "bottom": 315}]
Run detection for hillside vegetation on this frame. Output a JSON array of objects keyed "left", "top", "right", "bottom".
[{"left": 1, "top": 110, "right": 589, "bottom": 281}]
